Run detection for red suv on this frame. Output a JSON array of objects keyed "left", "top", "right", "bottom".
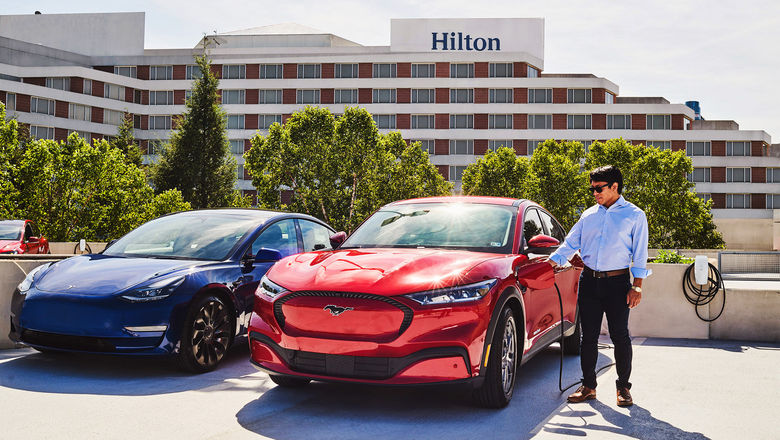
[{"left": 0, "top": 220, "right": 50, "bottom": 254}]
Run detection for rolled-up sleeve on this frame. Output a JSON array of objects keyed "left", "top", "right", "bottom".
[
  {"left": 629, "top": 210, "right": 652, "bottom": 278},
  {"left": 550, "top": 217, "right": 583, "bottom": 266}
]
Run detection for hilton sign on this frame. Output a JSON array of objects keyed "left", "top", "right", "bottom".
[{"left": 431, "top": 32, "right": 500, "bottom": 51}]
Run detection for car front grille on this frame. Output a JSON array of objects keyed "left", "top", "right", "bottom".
[{"left": 22, "top": 329, "right": 116, "bottom": 352}]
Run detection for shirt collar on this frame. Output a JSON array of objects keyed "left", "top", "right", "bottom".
[{"left": 598, "top": 195, "right": 627, "bottom": 211}]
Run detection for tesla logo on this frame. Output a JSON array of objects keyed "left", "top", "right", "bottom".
[
  {"left": 324, "top": 305, "right": 354, "bottom": 316},
  {"left": 65, "top": 285, "right": 76, "bottom": 290}
]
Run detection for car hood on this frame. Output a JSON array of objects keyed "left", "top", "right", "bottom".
[
  {"left": 267, "top": 248, "right": 501, "bottom": 296},
  {"left": 0, "top": 240, "right": 21, "bottom": 251},
  {"left": 34, "top": 255, "right": 200, "bottom": 295}
]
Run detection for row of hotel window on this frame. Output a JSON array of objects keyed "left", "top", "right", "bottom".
[{"left": 687, "top": 167, "right": 780, "bottom": 183}]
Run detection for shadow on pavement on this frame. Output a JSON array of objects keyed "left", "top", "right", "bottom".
[
  {"left": 0, "top": 341, "right": 257, "bottom": 396},
  {"left": 638, "top": 337, "right": 780, "bottom": 353}
]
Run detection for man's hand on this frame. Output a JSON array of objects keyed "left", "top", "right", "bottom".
[
  {"left": 627, "top": 286, "right": 641, "bottom": 308},
  {"left": 546, "top": 257, "right": 558, "bottom": 268}
]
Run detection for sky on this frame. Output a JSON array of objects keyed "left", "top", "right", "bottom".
[{"left": 4, "top": 0, "right": 780, "bottom": 140}]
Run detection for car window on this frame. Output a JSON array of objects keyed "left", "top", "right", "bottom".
[
  {"left": 522, "top": 209, "right": 544, "bottom": 245},
  {"left": 30, "top": 222, "right": 40, "bottom": 238},
  {"left": 24, "top": 223, "right": 33, "bottom": 241},
  {"left": 252, "top": 219, "right": 299, "bottom": 257},
  {"left": 299, "top": 219, "right": 333, "bottom": 252},
  {"left": 538, "top": 210, "right": 565, "bottom": 242}
]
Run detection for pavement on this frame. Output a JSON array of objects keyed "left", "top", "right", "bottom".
[{"left": 0, "top": 336, "right": 778, "bottom": 440}]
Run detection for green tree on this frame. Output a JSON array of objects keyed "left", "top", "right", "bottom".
[
  {"left": 0, "top": 103, "right": 22, "bottom": 219},
  {"left": 529, "top": 140, "right": 590, "bottom": 230},
  {"left": 461, "top": 146, "right": 534, "bottom": 199},
  {"left": 151, "top": 55, "right": 236, "bottom": 209},
  {"left": 111, "top": 113, "right": 142, "bottom": 166}
]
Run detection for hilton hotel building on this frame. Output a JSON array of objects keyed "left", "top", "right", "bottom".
[{"left": 1, "top": 12, "right": 778, "bottom": 248}]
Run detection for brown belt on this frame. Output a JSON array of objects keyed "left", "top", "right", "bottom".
[{"left": 583, "top": 266, "right": 629, "bottom": 279}]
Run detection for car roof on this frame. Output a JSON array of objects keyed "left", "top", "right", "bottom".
[
  {"left": 385, "top": 196, "right": 525, "bottom": 207},
  {"left": 0, "top": 220, "right": 26, "bottom": 226},
  {"left": 160, "top": 208, "right": 330, "bottom": 227}
]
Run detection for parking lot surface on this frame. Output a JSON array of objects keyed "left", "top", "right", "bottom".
[{"left": 1, "top": 337, "right": 777, "bottom": 440}]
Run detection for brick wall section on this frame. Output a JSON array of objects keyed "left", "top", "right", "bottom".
[
  {"left": 672, "top": 114, "right": 685, "bottom": 130},
  {"left": 514, "top": 88, "right": 527, "bottom": 104},
  {"left": 474, "top": 113, "right": 488, "bottom": 129},
  {"left": 552, "top": 88, "right": 567, "bottom": 104},
  {"left": 283, "top": 64, "right": 296, "bottom": 79},
  {"left": 138, "top": 140, "right": 148, "bottom": 154},
  {"left": 140, "top": 115, "right": 148, "bottom": 130},
  {"left": 283, "top": 89, "right": 296, "bottom": 104},
  {"left": 553, "top": 114, "right": 567, "bottom": 130},
  {"left": 435, "top": 114, "right": 449, "bottom": 129},
  {"left": 70, "top": 77, "right": 83, "bottom": 93},
  {"left": 711, "top": 140, "right": 726, "bottom": 156},
  {"left": 396, "top": 114, "right": 410, "bottom": 129},
  {"left": 513, "top": 113, "right": 527, "bottom": 130},
  {"left": 245, "top": 114, "right": 259, "bottom": 130},
  {"left": 752, "top": 167, "right": 766, "bottom": 183},
  {"left": 0, "top": 91, "right": 5, "bottom": 105},
  {"left": 514, "top": 139, "right": 528, "bottom": 155},
  {"left": 321, "top": 88, "right": 334, "bottom": 104},
  {"left": 282, "top": 114, "right": 292, "bottom": 123},
  {"left": 172, "top": 115, "right": 182, "bottom": 130},
  {"left": 397, "top": 62, "right": 411, "bottom": 78},
  {"left": 592, "top": 114, "right": 606, "bottom": 130},
  {"left": 173, "top": 65, "right": 186, "bottom": 80},
  {"left": 752, "top": 194, "right": 766, "bottom": 209},
  {"left": 435, "top": 139, "right": 449, "bottom": 155},
  {"left": 246, "top": 89, "right": 259, "bottom": 105},
  {"left": 244, "top": 139, "right": 253, "bottom": 153},
  {"left": 672, "top": 140, "right": 685, "bottom": 151},
  {"left": 474, "top": 139, "right": 488, "bottom": 155},
  {"left": 173, "top": 89, "right": 185, "bottom": 105},
  {"left": 91, "top": 106, "right": 103, "bottom": 124},
  {"left": 436, "top": 62, "right": 449, "bottom": 78},
  {"left": 321, "top": 63, "right": 334, "bottom": 79},
  {"left": 435, "top": 88, "right": 449, "bottom": 104},
  {"left": 54, "top": 128, "right": 68, "bottom": 142},
  {"left": 243, "top": 167, "right": 251, "bottom": 180},
  {"left": 752, "top": 141, "right": 765, "bottom": 157},
  {"left": 125, "top": 87, "right": 134, "bottom": 103},
  {"left": 359, "top": 63, "right": 372, "bottom": 78},
  {"left": 593, "top": 88, "right": 606, "bottom": 104},
  {"left": 136, "top": 66, "right": 149, "bottom": 80},
  {"left": 92, "top": 80, "right": 104, "bottom": 98},
  {"left": 436, "top": 165, "right": 449, "bottom": 180},
  {"left": 24, "top": 77, "right": 45, "bottom": 86},
  {"left": 632, "top": 114, "right": 646, "bottom": 130},
  {"left": 475, "top": 62, "right": 489, "bottom": 78},
  {"left": 711, "top": 167, "right": 726, "bottom": 183},
  {"left": 711, "top": 193, "right": 725, "bottom": 209},
  {"left": 141, "top": 90, "right": 149, "bottom": 105},
  {"left": 513, "top": 62, "right": 527, "bottom": 77},
  {"left": 397, "top": 88, "right": 411, "bottom": 103},
  {"left": 474, "top": 88, "right": 488, "bottom": 104},
  {"left": 358, "top": 88, "right": 372, "bottom": 104},
  {"left": 210, "top": 64, "right": 222, "bottom": 78},
  {"left": 55, "top": 100, "right": 68, "bottom": 118},
  {"left": 246, "top": 64, "right": 259, "bottom": 79}
]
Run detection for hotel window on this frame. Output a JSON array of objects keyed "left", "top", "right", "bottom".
[
  {"left": 297, "top": 64, "right": 321, "bottom": 79},
  {"left": 450, "top": 89, "right": 474, "bottom": 103},
  {"left": 527, "top": 66, "right": 539, "bottom": 78},
  {"left": 373, "top": 63, "right": 397, "bottom": 78},
  {"left": 411, "top": 63, "right": 435, "bottom": 78},
  {"left": 150, "top": 90, "right": 175, "bottom": 105},
  {"left": 450, "top": 63, "right": 474, "bottom": 78},
  {"left": 489, "top": 63, "right": 513, "bottom": 78},
  {"left": 411, "top": 89, "right": 435, "bottom": 103},
  {"left": 528, "top": 89, "right": 552, "bottom": 103},
  {"left": 259, "top": 90, "right": 282, "bottom": 104},
  {"left": 449, "top": 140, "right": 474, "bottom": 155},
  {"left": 372, "top": 114, "right": 396, "bottom": 129},
  {"left": 697, "top": 193, "right": 712, "bottom": 203},
  {"left": 45, "top": 77, "right": 70, "bottom": 91},
  {"left": 259, "top": 115, "right": 282, "bottom": 129},
  {"left": 297, "top": 89, "right": 321, "bottom": 104},
  {"left": 488, "top": 140, "right": 513, "bottom": 152},
  {"left": 605, "top": 92, "right": 614, "bottom": 104},
  {"left": 237, "top": 164, "right": 245, "bottom": 180},
  {"left": 229, "top": 139, "right": 244, "bottom": 155},
  {"left": 226, "top": 115, "right": 245, "bottom": 130},
  {"left": 83, "top": 79, "right": 92, "bottom": 95},
  {"left": 726, "top": 141, "right": 751, "bottom": 156},
  {"left": 449, "top": 165, "right": 467, "bottom": 182},
  {"left": 528, "top": 114, "right": 552, "bottom": 130},
  {"left": 450, "top": 114, "right": 474, "bottom": 129},
  {"left": 133, "top": 115, "right": 141, "bottom": 129},
  {"left": 104, "top": 83, "right": 125, "bottom": 101},
  {"left": 5, "top": 93, "right": 15, "bottom": 111},
  {"left": 489, "top": 88, "right": 513, "bottom": 103},
  {"left": 726, "top": 167, "right": 751, "bottom": 183},
  {"left": 222, "top": 89, "right": 245, "bottom": 105},
  {"left": 335, "top": 64, "right": 358, "bottom": 78},
  {"left": 68, "top": 103, "right": 91, "bottom": 121},
  {"left": 687, "top": 167, "right": 711, "bottom": 183},
  {"left": 411, "top": 115, "right": 434, "bottom": 129},
  {"left": 647, "top": 140, "right": 671, "bottom": 150},
  {"left": 186, "top": 65, "right": 202, "bottom": 79},
  {"left": 223, "top": 64, "right": 246, "bottom": 79},
  {"left": 767, "top": 168, "right": 780, "bottom": 183},
  {"left": 114, "top": 66, "right": 137, "bottom": 78},
  {"left": 567, "top": 89, "right": 592, "bottom": 104},
  {"left": 185, "top": 90, "right": 193, "bottom": 102},
  {"left": 150, "top": 65, "right": 173, "bottom": 80},
  {"left": 528, "top": 140, "right": 543, "bottom": 155},
  {"left": 581, "top": 140, "right": 593, "bottom": 152},
  {"left": 30, "top": 97, "right": 55, "bottom": 115},
  {"left": 147, "top": 140, "right": 166, "bottom": 155},
  {"left": 647, "top": 114, "right": 671, "bottom": 130},
  {"left": 567, "top": 114, "right": 592, "bottom": 129},
  {"left": 413, "top": 139, "right": 435, "bottom": 154},
  {"left": 29, "top": 125, "right": 54, "bottom": 140},
  {"left": 334, "top": 89, "right": 358, "bottom": 104},
  {"left": 149, "top": 115, "right": 172, "bottom": 130},
  {"left": 133, "top": 89, "right": 142, "bottom": 104},
  {"left": 607, "top": 114, "right": 632, "bottom": 129},
  {"left": 686, "top": 141, "right": 711, "bottom": 156},
  {"left": 260, "top": 64, "right": 283, "bottom": 79},
  {"left": 104, "top": 109, "right": 124, "bottom": 126},
  {"left": 489, "top": 114, "right": 513, "bottom": 129},
  {"left": 373, "top": 89, "right": 396, "bottom": 103},
  {"left": 726, "top": 194, "right": 751, "bottom": 209},
  {"left": 767, "top": 194, "right": 780, "bottom": 209}
]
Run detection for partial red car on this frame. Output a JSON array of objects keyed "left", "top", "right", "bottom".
[
  {"left": 248, "top": 197, "right": 583, "bottom": 407},
  {"left": 0, "top": 220, "right": 49, "bottom": 255}
]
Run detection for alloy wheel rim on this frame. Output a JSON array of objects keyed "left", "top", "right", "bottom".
[
  {"left": 501, "top": 315, "right": 517, "bottom": 394},
  {"left": 191, "top": 301, "right": 230, "bottom": 367}
]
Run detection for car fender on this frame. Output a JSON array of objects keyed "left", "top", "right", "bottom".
[{"left": 477, "top": 284, "right": 526, "bottom": 377}]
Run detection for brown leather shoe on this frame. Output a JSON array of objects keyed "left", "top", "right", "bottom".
[
  {"left": 567, "top": 385, "right": 596, "bottom": 403},
  {"left": 617, "top": 387, "right": 633, "bottom": 407}
]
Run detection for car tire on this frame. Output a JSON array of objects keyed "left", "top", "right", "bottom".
[
  {"left": 177, "top": 294, "right": 234, "bottom": 373},
  {"left": 269, "top": 375, "right": 311, "bottom": 388},
  {"left": 562, "top": 309, "right": 581, "bottom": 356},
  {"left": 472, "top": 306, "right": 518, "bottom": 408}
]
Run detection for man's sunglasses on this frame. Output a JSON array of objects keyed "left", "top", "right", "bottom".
[{"left": 589, "top": 183, "right": 611, "bottom": 193}]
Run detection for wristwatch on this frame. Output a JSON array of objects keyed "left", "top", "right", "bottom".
[{"left": 630, "top": 286, "right": 642, "bottom": 293}]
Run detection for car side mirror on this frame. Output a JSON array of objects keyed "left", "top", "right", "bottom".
[
  {"left": 515, "top": 261, "right": 556, "bottom": 290},
  {"left": 27, "top": 236, "right": 39, "bottom": 243},
  {"left": 254, "top": 248, "right": 283, "bottom": 262},
  {"left": 329, "top": 231, "right": 347, "bottom": 249},
  {"left": 527, "top": 234, "right": 559, "bottom": 249}
]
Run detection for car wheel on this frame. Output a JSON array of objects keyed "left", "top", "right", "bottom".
[
  {"left": 178, "top": 295, "right": 233, "bottom": 373},
  {"left": 562, "top": 309, "right": 581, "bottom": 355},
  {"left": 472, "top": 306, "right": 518, "bottom": 408},
  {"left": 269, "top": 375, "right": 311, "bottom": 388}
]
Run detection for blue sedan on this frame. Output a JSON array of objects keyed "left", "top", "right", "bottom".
[{"left": 9, "top": 209, "right": 335, "bottom": 372}]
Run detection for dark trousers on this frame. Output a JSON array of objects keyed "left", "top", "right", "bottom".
[{"left": 578, "top": 271, "right": 632, "bottom": 390}]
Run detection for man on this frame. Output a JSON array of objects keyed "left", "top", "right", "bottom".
[{"left": 548, "top": 165, "right": 650, "bottom": 407}]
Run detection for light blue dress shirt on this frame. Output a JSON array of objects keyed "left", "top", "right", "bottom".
[{"left": 550, "top": 196, "right": 652, "bottom": 278}]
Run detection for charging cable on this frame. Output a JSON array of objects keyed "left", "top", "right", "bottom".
[{"left": 683, "top": 261, "right": 726, "bottom": 322}]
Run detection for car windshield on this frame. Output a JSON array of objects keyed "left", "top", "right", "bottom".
[
  {"left": 0, "top": 224, "right": 22, "bottom": 240},
  {"left": 103, "top": 213, "right": 260, "bottom": 260},
  {"left": 342, "top": 203, "right": 516, "bottom": 253}
]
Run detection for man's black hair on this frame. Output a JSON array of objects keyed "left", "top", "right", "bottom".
[{"left": 590, "top": 165, "right": 623, "bottom": 194}]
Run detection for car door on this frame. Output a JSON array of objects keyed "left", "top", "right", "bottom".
[{"left": 537, "top": 209, "right": 581, "bottom": 327}]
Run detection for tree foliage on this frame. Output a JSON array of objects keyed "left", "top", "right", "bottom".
[
  {"left": 244, "top": 106, "right": 451, "bottom": 232},
  {"left": 110, "top": 113, "right": 142, "bottom": 167},
  {"left": 151, "top": 55, "right": 237, "bottom": 209}
]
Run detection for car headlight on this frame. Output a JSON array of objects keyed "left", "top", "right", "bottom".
[
  {"left": 17, "top": 263, "right": 50, "bottom": 294},
  {"left": 120, "top": 277, "right": 185, "bottom": 302},
  {"left": 256, "top": 275, "right": 288, "bottom": 299},
  {"left": 404, "top": 279, "right": 498, "bottom": 306}
]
